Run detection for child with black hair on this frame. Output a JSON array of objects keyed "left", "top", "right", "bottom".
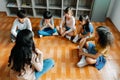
[
  {"left": 77, "top": 26, "right": 114, "bottom": 70},
  {"left": 72, "top": 15, "right": 94, "bottom": 43},
  {"left": 38, "top": 11, "right": 58, "bottom": 37},
  {"left": 57, "top": 7, "right": 76, "bottom": 40},
  {"left": 8, "top": 29, "right": 55, "bottom": 80},
  {"left": 10, "top": 10, "right": 33, "bottom": 42}
]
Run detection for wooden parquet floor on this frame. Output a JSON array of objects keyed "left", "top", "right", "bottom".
[{"left": 0, "top": 12, "right": 120, "bottom": 80}]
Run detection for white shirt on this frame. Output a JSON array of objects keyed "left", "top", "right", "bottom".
[
  {"left": 60, "top": 16, "right": 76, "bottom": 33},
  {"left": 11, "top": 18, "right": 32, "bottom": 37}
]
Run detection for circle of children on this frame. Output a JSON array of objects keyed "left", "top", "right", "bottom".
[{"left": 8, "top": 7, "right": 114, "bottom": 80}]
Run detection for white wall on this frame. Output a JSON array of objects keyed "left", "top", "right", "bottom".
[
  {"left": 109, "top": 0, "right": 120, "bottom": 32},
  {"left": 0, "top": 0, "right": 6, "bottom": 12},
  {"left": 107, "top": 0, "right": 115, "bottom": 17}
]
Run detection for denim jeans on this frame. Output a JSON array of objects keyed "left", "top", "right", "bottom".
[
  {"left": 38, "top": 28, "right": 57, "bottom": 36},
  {"left": 35, "top": 58, "right": 55, "bottom": 80}
]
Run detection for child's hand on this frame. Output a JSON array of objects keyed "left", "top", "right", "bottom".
[
  {"left": 45, "top": 20, "right": 50, "bottom": 24},
  {"left": 79, "top": 50, "right": 83, "bottom": 57},
  {"left": 44, "top": 20, "right": 48, "bottom": 25},
  {"left": 78, "top": 48, "right": 82, "bottom": 56},
  {"left": 35, "top": 48, "right": 43, "bottom": 55},
  {"left": 62, "top": 32, "right": 66, "bottom": 37},
  {"left": 33, "top": 49, "right": 43, "bottom": 62},
  {"left": 79, "top": 48, "right": 83, "bottom": 53},
  {"left": 61, "top": 34, "right": 64, "bottom": 37},
  {"left": 43, "top": 22, "right": 47, "bottom": 26},
  {"left": 61, "top": 32, "right": 65, "bottom": 37},
  {"left": 78, "top": 33, "right": 83, "bottom": 38},
  {"left": 31, "top": 53, "right": 37, "bottom": 64},
  {"left": 48, "top": 22, "right": 51, "bottom": 27},
  {"left": 79, "top": 51, "right": 84, "bottom": 57}
]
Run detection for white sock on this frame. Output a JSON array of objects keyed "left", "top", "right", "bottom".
[
  {"left": 11, "top": 39, "right": 15, "bottom": 42},
  {"left": 66, "top": 35, "right": 71, "bottom": 40},
  {"left": 53, "top": 32, "right": 58, "bottom": 35},
  {"left": 77, "top": 55, "right": 88, "bottom": 68},
  {"left": 39, "top": 35, "right": 43, "bottom": 38},
  {"left": 82, "top": 48, "right": 88, "bottom": 53},
  {"left": 73, "top": 34, "right": 79, "bottom": 43}
]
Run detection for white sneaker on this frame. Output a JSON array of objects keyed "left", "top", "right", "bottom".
[
  {"left": 39, "top": 35, "right": 43, "bottom": 38},
  {"left": 53, "top": 32, "right": 58, "bottom": 35},
  {"left": 65, "top": 35, "right": 71, "bottom": 40},
  {"left": 77, "top": 55, "right": 88, "bottom": 68},
  {"left": 73, "top": 34, "right": 79, "bottom": 43}
]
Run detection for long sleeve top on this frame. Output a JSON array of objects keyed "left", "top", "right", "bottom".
[{"left": 11, "top": 18, "right": 32, "bottom": 37}]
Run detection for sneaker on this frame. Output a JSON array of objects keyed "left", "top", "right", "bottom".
[
  {"left": 73, "top": 34, "right": 79, "bottom": 43},
  {"left": 53, "top": 32, "right": 58, "bottom": 35},
  {"left": 65, "top": 35, "right": 71, "bottom": 40},
  {"left": 39, "top": 35, "right": 43, "bottom": 38},
  {"left": 77, "top": 55, "right": 88, "bottom": 68}
]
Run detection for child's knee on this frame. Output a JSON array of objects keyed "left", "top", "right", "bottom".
[
  {"left": 86, "top": 57, "right": 96, "bottom": 64},
  {"left": 53, "top": 28, "right": 57, "bottom": 32},
  {"left": 85, "top": 42, "right": 89, "bottom": 48},
  {"left": 38, "top": 30, "right": 41, "bottom": 34},
  {"left": 45, "top": 58, "right": 55, "bottom": 66}
]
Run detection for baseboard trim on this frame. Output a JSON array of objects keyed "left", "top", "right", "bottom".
[{"left": 107, "top": 17, "right": 120, "bottom": 33}]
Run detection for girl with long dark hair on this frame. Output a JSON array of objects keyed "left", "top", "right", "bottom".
[
  {"left": 73, "top": 15, "right": 94, "bottom": 43},
  {"left": 8, "top": 29, "right": 54, "bottom": 80}
]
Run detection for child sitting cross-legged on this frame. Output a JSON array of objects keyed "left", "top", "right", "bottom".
[
  {"left": 8, "top": 29, "right": 55, "bottom": 80},
  {"left": 77, "top": 26, "right": 114, "bottom": 70},
  {"left": 38, "top": 11, "right": 58, "bottom": 37},
  {"left": 72, "top": 15, "right": 94, "bottom": 43}
]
